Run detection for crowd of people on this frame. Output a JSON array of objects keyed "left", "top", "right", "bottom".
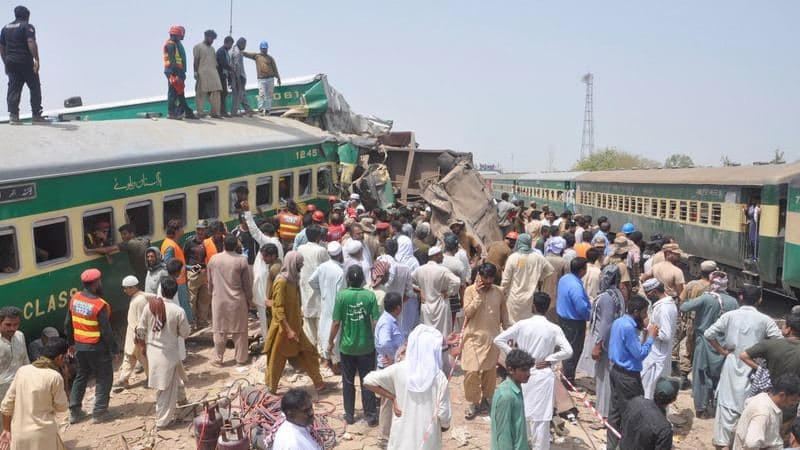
[{"left": 0, "top": 186, "right": 800, "bottom": 449}]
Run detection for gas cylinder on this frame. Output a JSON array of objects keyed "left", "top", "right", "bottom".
[
  {"left": 194, "top": 401, "right": 223, "bottom": 450},
  {"left": 217, "top": 416, "right": 249, "bottom": 450}
]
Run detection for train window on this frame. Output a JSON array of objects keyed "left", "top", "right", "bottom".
[
  {"left": 659, "top": 200, "right": 667, "bottom": 218},
  {"left": 699, "top": 203, "right": 710, "bottom": 224},
  {"left": 299, "top": 170, "right": 312, "bottom": 198},
  {"left": 163, "top": 194, "right": 186, "bottom": 227},
  {"left": 198, "top": 187, "right": 219, "bottom": 220},
  {"left": 689, "top": 202, "right": 698, "bottom": 222},
  {"left": 229, "top": 181, "right": 249, "bottom": 214},
  {"left": 83, "top": 208, "right": 114, "bottom": 250},
  {"left": 650, "top": 199, "right": 658, "bottom": 217},
  {"left": 126, "top": 201, "right": 153, "bottom": 236},
  {"left": 317, "top": 167, "right": 334, "bottom": 194},
  {"left": 33, "top": 217, "right": 70, "bottom": 265},
  {"left": 256, "top": 176, "right": 273, "bottom": 208},
  {"left": 622, "top": 197, "right": 630, "bottom": 213},
  {"left": 635, "top": 198, "right": 644, "bottom": 215},
  {"left": 0, "top": 227, "right": 18, "bottom": 274},
  {"left": 678, "top": 201, "right": 688, "bottom": 221},
  {"left": 711, "top": 204, "right": 722, "bottom": 226},
  {"left": 279, "top": 172, "right": 293, "bottom": 203}
]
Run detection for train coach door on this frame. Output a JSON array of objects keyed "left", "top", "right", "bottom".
[{"left": 782, "top": 183, "right": 800, "bottom": 288}]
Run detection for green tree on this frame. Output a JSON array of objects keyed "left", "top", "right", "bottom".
[
  {"left": 664, "top": 153, "right": 695, "bottom": 168},
  {"left": 573, "top": 147, "right": 661, "bottom": 171},
  {"left": 770, "top": 148, "right": 785, "bottom": 164}
]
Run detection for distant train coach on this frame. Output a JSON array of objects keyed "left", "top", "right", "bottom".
[{"left": 485, "top": 163, "right": 800, "bottom": 299}]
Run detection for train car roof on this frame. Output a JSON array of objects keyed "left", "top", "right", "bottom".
[
  {"left": 576, "top": 163, "right": 800, "bottom": 186},
  {"left": 0, "top": 116, "right": 332, "bottom": 182},
  {"left": 481, "top": 171, "right": 586, "bottom": 181}
]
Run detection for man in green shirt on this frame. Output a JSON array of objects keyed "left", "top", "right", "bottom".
[
  {"left": 328, "top": 265, "right": 381, "bottom": 426},
  {"left": 491, "top": 348, "right": 534, "bottom": 450}
]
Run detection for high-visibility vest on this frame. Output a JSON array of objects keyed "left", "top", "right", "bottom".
[
  {"left": 163, "top": 39, "right": 184, "bottom": 72},
  {"left": 160, "top": 237, "right": 187, "bottom": 284},
  {"left": 69, "top": 292, "right": 111, "bottom": 345},
  {"left": 278, "top": 212, "right": 301, "bottom": 240},
  {"left": 203, "top": 237, "right": 220, "bottom": 265}
]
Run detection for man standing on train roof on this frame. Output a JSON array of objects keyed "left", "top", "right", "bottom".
[
  {"left": 0, "top": 6, "right": 44, "bottom": 124},
  {"left": 0, "top": 307, "right": 27, "bottom": 401},
  {"left": 163, "top": 25, "right": 196, "bottom": 120},
  {"left": 277, "top": 200, "right": 302, "bottom": 251},
  {"left": 244, "top": 40, "right": 281, "bottom": 115},
  {"left": 65, "top": 269, "right": 120, "bottom": 424},
  {"left": 193, "top": 29, "right": 223, "bottom": 118},
  {"left": 216, "top": 36, "right": 234, "bottom": 117},
  {"left": 228, "top": 37, "right": 253, "bottom": 116}
]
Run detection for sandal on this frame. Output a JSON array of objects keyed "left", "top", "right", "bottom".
[{"left": 464, "top": 404, "right": 478, "bottom": 420}]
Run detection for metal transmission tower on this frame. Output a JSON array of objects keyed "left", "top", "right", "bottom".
[{"left": 580, "top": 72, "right": 594, "bottom": 159}]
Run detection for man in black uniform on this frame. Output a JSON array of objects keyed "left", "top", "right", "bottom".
[
  {"left": 0, "top": 6, "right": 44, "bottom": 124},
  {"left": 216, "top": 36, "right": 234, "bottom": 117}
]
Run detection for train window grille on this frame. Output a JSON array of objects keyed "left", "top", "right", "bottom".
[
  {"left": 0, "top": 226, "right": 19, "bottom": 274},
  {"left": 650, "top": 198, "right": 658, "bottom": 217},
  {"left": 33, "top": 217, "right": 70, "bottom": 266},
  {"left": 635, "top": 197, "right": 644, "bottom": 215},
  {"left": 126, "top": 201, "right": 153, "bottom": 237},
  {"left": 711, "top": 204, "right": 722, "bottom": 226},
  {"left": 163, "top": 194, "right": 186, "bottom": 228},
  {"left": 256, "top": 176, "right": 273, "bottom": 208},
  {"left": 229, "top": 181, "right": 249, "bottom": 214},
  {"left": 689, "top": 202, "right": 698, "bottom": 223},
  {"left": 82, "top": 207, "right": 114, "bottom": 250},
  {"left": 668, "top": 200, "right": 677, "bottom": 220},
  {"left": 699, "top": 203, "right": 710, "bottom": 224},
  {"left": 198, "top": 187, "right": 219, "bottom": 220},
  {"left": 679, "top": 201, "right": 688, "bottom": 221},
  {"left": 279, "top": 172, "right": 293, "bottom": 203},
  {"left": 299, "top": 170, "right": 312, "bottom": 198},
  {"left": 659, "top": 200, "right": 667, "bottom": 218}
]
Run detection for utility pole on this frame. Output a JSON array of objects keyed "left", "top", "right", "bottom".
[
  {"left": 580, "top": 72, "right": 594, "bottom": 160},
  {"left": 229, "top": 0, "right": 234, "bottom": 35}
]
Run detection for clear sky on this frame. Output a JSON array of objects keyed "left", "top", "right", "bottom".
[{"left": 8, "top": 1, "right": 799, "bottom": 171}]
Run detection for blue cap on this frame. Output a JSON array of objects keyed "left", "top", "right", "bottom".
[
  {"left": 621, "top": 222, "right": 635, "bottom": 234},
  {"left": 259, "top": 40, "right": 269, "bottom": 50}
]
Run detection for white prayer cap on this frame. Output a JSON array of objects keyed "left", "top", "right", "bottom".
[
  {"left": 343, "top": 239, "right": 363, "bottom": 255},
  {"left": 428, "top": 246, "right": 442, "bottom": 257},
  {"left": 349, "top": 193, "right": 360, "bottom": 200},
  {"left": 327, "top": 241, "right": 342, "bottom": 256},
  {"left": 121, "top": 275, "right": 139, "bottom": 287}
]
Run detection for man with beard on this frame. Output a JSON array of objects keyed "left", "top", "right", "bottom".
[
  {"left": 639, "top": 278, "right": 678, "bottom": 400},
  {"left": 64, "top": 269, "right": 120, "bottom": 424},
  {"left": 606, "top": 295, "right": 659, "bottom": 449},
  {"left": 144, "top": 247, "right": 167, "bottom": 295},
  {"left": 269, "top": 389, "right": 323, "bottom": 449}
]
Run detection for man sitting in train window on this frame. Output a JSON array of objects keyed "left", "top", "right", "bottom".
[
  {"left": 0, "top": 237, "right": 17, "bottom": 273},
  {"left": 232, "top": 185, "right": 249, "bottom": 212},
  {"left": 84, "top": 220, "right": 112, "bottom": 249}
]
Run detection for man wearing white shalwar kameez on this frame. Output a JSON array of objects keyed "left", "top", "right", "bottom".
[
  {"left": 494, "top": 293, "right": 573, "bottom": 450},
  {"left": 137, "top": 279, "right": 191, "bottom": 428},
  {"left": 296, "top": 226, "right": 330, "bottom": 348},
  {"left": 640, "top": 279, "right": 678, "bottom": 399},
  {"left": 364, "top": 325, "right": 451, "bottom": 450},
  {"left": 704, "top": 285, "right": 782, "bottom": 448},
  {"left": 243, "top": 207, "right": 284, "bottom": 262},
  {"left": 309, "top": 242, "right": 345, "bottom": 363},
  {"left": 411, "top": 247, "right": 461, "bottom": 372},
  {"left": 252, "top": 243, "right": 282, "bottom": 339}
]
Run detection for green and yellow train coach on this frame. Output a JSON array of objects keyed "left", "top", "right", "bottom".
[
  {"left": 0, "top": 115, "right": 340, "bottom": 338},
  {"left": 485, "top": 164, "right": 800, "bottom": 299}
]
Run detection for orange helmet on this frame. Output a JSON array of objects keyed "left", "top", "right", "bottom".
[
  {"left": 312, "top": 211, "right": 325, "bottom": 223},
  {"left": 169, "top": 25, "right": 185, "bottom": 37},
  {"left": 505, "top": 231, "right": 519, "bottom": 240}
]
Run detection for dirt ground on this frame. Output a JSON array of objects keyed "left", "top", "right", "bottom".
[{"left": 58, "top": 316, "right": 722, "bottom": 450}]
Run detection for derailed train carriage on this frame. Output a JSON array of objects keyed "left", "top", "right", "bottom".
[{"left": 485, "top": 163, "right": 800, "bottom": 300}]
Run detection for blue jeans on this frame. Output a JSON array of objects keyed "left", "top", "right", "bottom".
[{"left": 257, "top": 77, "right": 275, "bottom": 112}]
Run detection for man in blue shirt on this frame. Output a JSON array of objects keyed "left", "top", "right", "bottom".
[
  {"left": 556, "top": 257, "right": 592, "bottom": 385},
  {"left": 606, "top": 295, "right": 659, "bottom": 450},
  {"left": 373, "top": 292, "right": 404, "bottom": 442}
]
